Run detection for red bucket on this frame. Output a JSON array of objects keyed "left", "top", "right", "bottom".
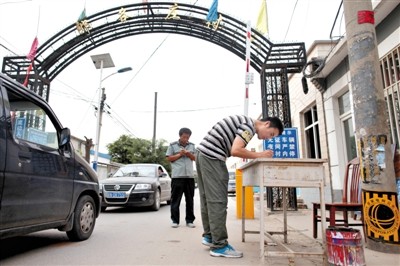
[{"left": 326, "top": 227, "right": 366, "bottom": 266}]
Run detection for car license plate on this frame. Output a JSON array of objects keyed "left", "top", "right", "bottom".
[{"left": 106, "top": 192, "right": 126, "bottom": 198}]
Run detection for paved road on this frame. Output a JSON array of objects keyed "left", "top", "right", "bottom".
[
  {"left": 0, "top": 191, "right": 266, "bottom": 266},
  {"left": 1, "top": 190, "right": 399, "bottom": 265}
]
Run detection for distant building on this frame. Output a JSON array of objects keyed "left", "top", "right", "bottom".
[{"left": 70, "top": 135, "right": 123, "bottom": 180}]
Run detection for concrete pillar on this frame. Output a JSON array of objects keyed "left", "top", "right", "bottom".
[{"left": 343, "top": 0, "right": 399, "bottom": 253}]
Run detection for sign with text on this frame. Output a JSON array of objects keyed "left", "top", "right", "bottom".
[
  {"left": 14, "top": 117, "right": 26, "bottom": 139},
  {"left": 263, "top": 128, "right": 299, "bottom": 158}
]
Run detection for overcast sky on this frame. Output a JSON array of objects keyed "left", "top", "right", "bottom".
[{"left": 0, "top": 0, "right": 343, "bottom": 153}]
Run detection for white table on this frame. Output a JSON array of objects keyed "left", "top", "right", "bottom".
[{"left": 239, "top": 158, "right": 328, "bottom": 262}]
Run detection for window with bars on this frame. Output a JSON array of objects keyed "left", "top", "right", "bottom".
[
  {"left": 304, "top": 105, "right": 321, "bottom": 158},
  {"left": 339, "top": 91, "right": 357, "bottom": 161},
  {"left": 380, "top": 45, "right": 400, "bottom": 149}
]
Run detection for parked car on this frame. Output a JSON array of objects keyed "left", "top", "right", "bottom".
[
  {"left": 99, "top": 163, "right": 171, "bottom": 211},
  {"left": 0, "top": 73, "right": 100, "bottom": 241},
  {"left": 228, "top": 171, "right": 236, "bottom": 194}
]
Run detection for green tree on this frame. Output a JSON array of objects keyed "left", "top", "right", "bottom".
[{"left": 106, "top": 135, "right": 171, "bottom": 173}]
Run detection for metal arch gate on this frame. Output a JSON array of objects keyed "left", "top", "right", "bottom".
[{"left": 1, "top": 2, "right": 306, "bottom": 210}]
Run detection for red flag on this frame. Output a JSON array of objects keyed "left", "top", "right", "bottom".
[
  {"left": 142, "top": 0, "right": 148, "bottom": 14},
  {"left": 24, "top": 37, "right": 38, "bottom": 87},
  {"left": 26, "top": 37, "right": 38, "bottom": 61},
  {"left": 23, "top": 63, "right": 33, "bottom": 87}
]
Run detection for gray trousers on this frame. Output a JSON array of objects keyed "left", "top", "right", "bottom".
[{"left": 195, "top": 150, "right": 229, "bottom": 249}]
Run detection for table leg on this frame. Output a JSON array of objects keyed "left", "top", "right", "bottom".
[
  {"left": 260, "top": 182, "right": 265, "bottom": 260},
  {"left": 242, "top": 185, "right": 245, "bottom": 242},
  {"left": 283, "top": 187, "right": 288, "bottom": 243},
  {"left": 319, "top": 181, "right": 327, "bottom": 262},
  {"left": 329, "top": 206, "right": 336, "bottom": 227}
]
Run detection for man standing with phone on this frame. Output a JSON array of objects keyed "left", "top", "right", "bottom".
[{"left": 166, "top": 127, "right": 196, "bottom": 228}]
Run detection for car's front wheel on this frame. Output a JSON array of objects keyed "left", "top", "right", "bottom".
[
  {"left": 67, "top": 195, "right": 96, "bottom": 241},
  {"left": 151, "top": 189, "right": 161, "bottom": 211}
]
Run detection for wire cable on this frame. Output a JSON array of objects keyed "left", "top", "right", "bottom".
[
  {"left": 302, "top": 1, "right": 345, "bottom": 79},
  {"left": 330, "top": 1, "right": 344, "bottom": 40},
  {"left": 283, "top": 0, "right": 299, "bottom": 41},
  {"left": 129, "top": 105, "right": 241, "bottom": 113},
  {"left": 110, "top": 0, "right": 200, "bottom": 105}
]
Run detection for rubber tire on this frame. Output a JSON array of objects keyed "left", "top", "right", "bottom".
[
  {"left": 151, "top": 189, "right": 161, "bottom": 211},
  {"left": 67, "top": 195, "right": 96, "bottom": 241}
]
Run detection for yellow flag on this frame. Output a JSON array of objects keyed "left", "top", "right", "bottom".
[{"left": 256, "top": 0, "right": 268, "bottom": 35}]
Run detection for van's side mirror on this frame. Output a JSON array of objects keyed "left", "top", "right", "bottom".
[{"left": 60, "top": 128, "right": 71, "bottom": 147}]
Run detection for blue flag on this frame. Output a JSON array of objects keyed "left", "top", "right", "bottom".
[
  {"left": 77, "top": 8, "right": 87, "bottom": 22},
  {"left": 206, "top": 0, "right": 218, "bottom": 22}
]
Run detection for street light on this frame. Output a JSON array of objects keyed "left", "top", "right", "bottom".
[{"left": 90, "top": 53, "right": 132, "bottom": 171}]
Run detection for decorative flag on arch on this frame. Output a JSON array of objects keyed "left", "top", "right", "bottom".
[
  {"left": 26, "top": 37, "right": 38, "bottom": 61},
  {"left": 143, "top": 0, "right": 148, "bottom": 13},
  {"left": 76, "top": 8, "right": 92, "bottom": 34},
  {"left": 256, "top": 0, "right": 268, "bottom": 35},
  {"left": 77, "top": 8, "right": 87, "bottom": 22},
  {"left": 24, "top": 37, "right": 39, "bottom": 87},
  {"left": 206, "top": 0, "right": 218, "bottom": 22}
]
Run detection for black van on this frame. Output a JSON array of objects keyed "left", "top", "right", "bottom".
[{"left": 0, "top": 73, "right": 100, "bottom": 241}]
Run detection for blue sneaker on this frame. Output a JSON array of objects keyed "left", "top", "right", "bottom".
[
  {"left": 202, "top": 236, "right": 212, "bottom": 247},
  {"left": 210, "top": 244, "right": 243, "bottom": 258}
]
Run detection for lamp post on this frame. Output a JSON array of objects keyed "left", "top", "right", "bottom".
[{"left": 90, "top": 53, "right": 132, "bottom": 171}]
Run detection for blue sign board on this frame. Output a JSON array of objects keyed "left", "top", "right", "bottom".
[
  {"left": 261, "top": 128, "right": 300, "bottom": 195},
  {"left": 27, "top": 128, "right": 48, "bottom": 145},
  {"left": 14, "top": 117, "right": 26, "bottom": 139},
  {"left": 263, "top": 128, "right": 299, "bottom": 158}
]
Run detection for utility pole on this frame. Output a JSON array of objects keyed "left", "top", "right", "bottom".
[
  {"left": 84, "top": 136, "right": 93, "bottom": 163},
  {"left": 152, "top": 91, "right": 157, "bottom": 154},
  {"left": 343, "top": 0, "right": 399, "bottom": 253}
]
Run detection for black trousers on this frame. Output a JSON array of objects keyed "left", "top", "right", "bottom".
[{"left": 170, "top": 178, "right": 195, "bottom": 224}]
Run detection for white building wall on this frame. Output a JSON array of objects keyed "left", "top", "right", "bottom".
[
  {"left": 378, "top": 29, "right": 400, "bottom": 57},
  {"left": 287, "top": 42, "right": 334, "bottom": 205},
  {"left": 324, "top": 67, "right": 350, "bottom": 192}
]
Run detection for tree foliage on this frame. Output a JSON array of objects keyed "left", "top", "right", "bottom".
[{"left": 107, "top": 135, "right": 171, "bottom": 173}]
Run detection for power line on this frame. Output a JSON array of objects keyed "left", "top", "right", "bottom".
[
  {"left": 0, "top": 0, "right": 32, "bottom": 6},
  {"left": 52, "top": 79, "right": 100, "bottom": 131},
  {"left": 52, "top": 83, "right": 137, "bottom": 138},
  {"left": 129, "top": 105, "right": 241, "bottom": 113},
  {"left": 110, "top": 35, "right": 169, "bottom": 105},
  {"left": 283, "top": 0, "right": 299, "bottom": 41},
  {"left": 302, "top": 1, "right": 345, "bottom": 79},
  {"left": 110, "top": 0, "right": 200, "bottom": 105},
  {"left": 0, "top": 42, "right": 18, "bottom": 56},
  {"left": 106, "top": 114, "right": 137, "bottom": 138},
  {"left": 104, "top": 105, "right": 137, "bottom": 137},
  {"left": 329, "top": 1, "right": 345, "bottom": 40}
]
